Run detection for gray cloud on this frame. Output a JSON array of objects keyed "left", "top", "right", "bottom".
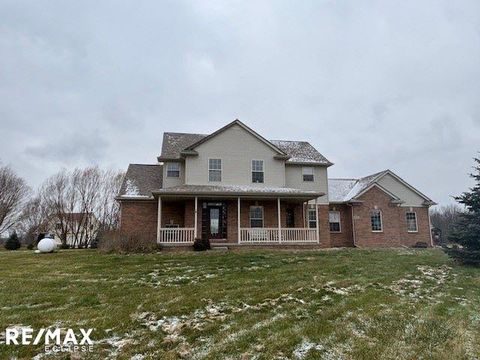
[{"left": 1, "top": 0, "right": 480, "bottom": 206}]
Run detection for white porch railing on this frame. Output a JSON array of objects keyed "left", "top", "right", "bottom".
[
  {"left": 281, "top": 228, "right": 317, "bottom": 243},
  {"left": 240, "top": 228, "right": 318, "bottom": 244},
  {"left": 240, "top": 228, "right": 280, "bottom": 243},
  {"left": 158, "top": 228, "right": 195, "bottom": 244}
]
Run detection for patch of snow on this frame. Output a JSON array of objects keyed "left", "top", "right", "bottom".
[{"left": 293, "top": 339, "right": 324, "bottom": 359}]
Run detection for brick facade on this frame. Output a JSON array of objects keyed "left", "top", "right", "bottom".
[
  {"left": 352, "top": 186, "right": 431, "bottom": 247},
  {"left": 119, "top": 200, "right": 157, "bottom": 240},
  {"left": 119, "top": 188, "right": 432, "bottom": 248},
  {"left": 329, "top": 204, "right": 354, "bottom": 247}
]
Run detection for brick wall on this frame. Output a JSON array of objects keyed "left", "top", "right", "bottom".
[
  {"left": 352, "top": 186, "right": 431, "bottom": 247},
  {"left": 120, "top": 200, "right": 157, "bottom": 239},
  {"left": 329, "top": 204, "right": 354, "bottom": 247}
]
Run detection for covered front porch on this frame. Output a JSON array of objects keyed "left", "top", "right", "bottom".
[{"left": 153, "top": 185, "right": 323, "bottom": 245}]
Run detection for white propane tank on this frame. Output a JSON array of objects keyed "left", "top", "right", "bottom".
[{"left": 37, "top": 237, "right": 56, "bottom": 253}]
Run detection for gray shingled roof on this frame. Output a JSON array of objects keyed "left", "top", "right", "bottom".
[
  {"left": 160, "top": 132, "right": 207, "bottom": 159},
  {"left": 328, "top": 170, "right": 401, "bottom": 202},
  {"left": 118, "top": 164, "right": 163, "bottom": 198},
  {"left": 159, "top": 132, "right": 331, "bottom": 165},
  {"left": 153, "top": 184, "right": 323, "bottom": 198},
  {"left": 270, "top": 140, "right": 332, "bottom": 165}
]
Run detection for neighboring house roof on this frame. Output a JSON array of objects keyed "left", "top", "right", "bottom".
[
  {"left": 158, "top": 119, "right": 332, "bottom": 165},
  {"left": 153, "top": 184, "right": 324, "bottom": 199},
  {"left": 328, "top": 170, "right": 435, "bottom": 205},
  {"left": 117, "top": 164, "right": 163, "bottom": 199},
  {"left": 270, "top": 140, "right": 332, "bottom": 165}
]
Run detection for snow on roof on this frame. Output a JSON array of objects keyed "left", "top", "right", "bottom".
[
  {"left": 159, "top": 130, "right": 331, "bottom": 165},
  {"left": 328, "top": 170, "right": 388, "bottom": 202},
  {"left": 269, "top": 140, "right": 332, "bottom": 165},
  {"left": 160, "top": 132, "right": 207, "bottom": 159},
  {"left": 118, "top": 164, "right": 163, "bottom": 198},
  {"left": 328, "top": 179, "right": 358, "bottom": 202}
]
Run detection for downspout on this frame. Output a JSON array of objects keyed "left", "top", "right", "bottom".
[
  {"left": 428, "top": 206, "right": 434, "bottom": 247},
  {"left": 349, "top": 204, "right": 357, "bottom": 247}
]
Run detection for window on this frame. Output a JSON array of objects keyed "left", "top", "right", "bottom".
[
  {"left": 303, "top": 167, "right": 314, "bottom": 182},
  {"left": 371, "top": 210, "right": 383, "bottom": 232},
  {"left": 329, "top": 211, "right": 341, "bottom": 232},
  {"left": 308, "top": 208, "right": 317, "bottom": 229},
  {"left": 406, "top": 212, "right": 418, "bottom": 232},
  {"left": 208, "top": 159, "right": 222, "bottom": 182},
  {"left": 251, "top": 160, "right": 264, "bottom": 183},
  {"left": 249, "top": 206, "right": 264, "bottom": 228},
  {"left": 166, "top": 162, "right": 180, "bottom": 178}
]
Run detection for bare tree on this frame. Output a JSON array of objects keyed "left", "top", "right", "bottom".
[
  {"left": 39, "top": 167, "right": 124, "bottom": 247},
  {"left": 0, "top": 165, "right": 30, "bottom": 234},
  {"left": 40, "top": 170, "right": 76, "bottom": 246},
  {"left": 97, "top": 170, "right": 124, "bottom": 232},
  {"left": 430, "top": 204, "right": 464, "bottom": 244},
  {"left": 18, "top": 195, "right": 49, "bottom": 245}
]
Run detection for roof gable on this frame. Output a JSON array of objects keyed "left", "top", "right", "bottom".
[
  {"left": 328, "top": 169, "right": 435, "bottom": 205},
  {"left": 158, "top": 120, "right": 332, "bottom": 164},
  {"left": 184, "top": 120, "right": 288, "bottom": 156}
]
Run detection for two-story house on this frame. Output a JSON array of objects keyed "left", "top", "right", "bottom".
[{"left": 117, "top": 120, "right": 435, "bottom": 248}]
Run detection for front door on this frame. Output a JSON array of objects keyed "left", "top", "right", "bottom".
[
  {"left": 202, "top": 202, "right": 227, "bottom": 240},
  {"left": 286, "top": 207, "right": 295, "bottom": 228}
]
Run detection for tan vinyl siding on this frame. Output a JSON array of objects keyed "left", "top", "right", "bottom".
[
  {"left": 377, "top": 174, "right": 426, "bottom": 207},
  {"left": 285, "top": 165, "right": 329, "bottom": 204},
  {"left": 185, "top": 124, "right": 285, "bottom": 187},
  {"left": 163, "top": 162, "right": 185, "bottom": 188}
]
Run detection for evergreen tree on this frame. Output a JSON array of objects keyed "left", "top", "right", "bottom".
[
  {"left": 447, "top": 156, "right": 480, "bottom": 265},
  {"left": 4, "top": 232, "right": 21, "bottom": 250}
]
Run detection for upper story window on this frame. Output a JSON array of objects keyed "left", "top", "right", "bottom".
[
  {"left": 249, "top": 206, "right": 264, "bottom": 228},
  {"left": 371, "top": 209, "right": 383, "bottom": 232},
  {"left": 208, "top": 159, "right": 222, "bottom": 182},
  {"left": 166, "top": 162, "right": 180, "bottom": 178},
  {"left": 329, "top": 211, "right": 341, "bottom": 232},
  {"left": 308, "top": 208, "right": 317, "bottom": 229},
  {"left": 303, "top": 167, "right": 314, "bottom": 182},
  {"left": 406, "top": 212, "right": 418, "bottom": 232},
  {"left": 251, "top": 160, "right": 264, "bottom": 183}
]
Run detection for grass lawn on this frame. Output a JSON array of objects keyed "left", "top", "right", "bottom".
[{"left": 0, "top": 248, "right": 479, "bottom": 359}]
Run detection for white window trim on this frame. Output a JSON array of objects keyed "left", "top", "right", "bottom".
[
  {"left": 249, "top": 206, "right": 264, "bottom": 228},
  {"left": 371, "top": 210, "right": 383, "bottom": 233},
  {"left": 329, "top": 211, "right": 342, "bottom": 233},
  {"left": 307, "top": 208, "right": 317, "bottom": 229},
  {"left": 302, "top": 167, "right": 315, "bottom": 182},
  {"left": 251, "top": 159, "right": 265, "bottom": 183},
  {"left": 208, "top": 158, "right": 222, "bottom": 182},
  {"left": 166, "top": 162, "right": 180, "bottom": 178},
  {"left": 406, "top": 211, "right": 418, "bottom": 233}
]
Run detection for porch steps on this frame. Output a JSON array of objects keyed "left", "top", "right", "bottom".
[{"left": 210, "top": 246, "right": 229, "bottom": 251}]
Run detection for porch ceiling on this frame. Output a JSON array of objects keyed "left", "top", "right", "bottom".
[{"left": 152, "top": 184, "right": 323, "bottom": 200}]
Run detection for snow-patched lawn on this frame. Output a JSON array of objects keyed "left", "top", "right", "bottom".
[{"left": 0, "top": 249, "right": 479, "bottom": 359}]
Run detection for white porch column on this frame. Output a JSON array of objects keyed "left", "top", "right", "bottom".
[
  {"left": 157, "top": 197, "right": 162, "bottom": 243},
  {"left": 277, "top": 197, "right": 282, "bottom": 243},
  {"left": 194, "top": 197, "right": 198, "bottom": 239},
  {"left": 237, "top": 197, "right": 241, "bottom": 243},
  {"left": 315, "top": 198, "right": 319, "bottom": 243}
]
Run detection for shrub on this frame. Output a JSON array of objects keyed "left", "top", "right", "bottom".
[
  {"left": 444, "top": 247, "right": 480, "bottom": 266},
  {"left": 59, "top": 243, "right": 70, "bottom": 249},
  {"left": 26, "top": 243, "right": 34, "bottom": 250},
  {"left": 98, "top": 230, "right": 158, "bottom": 254},
  {"left": 193, "top": 237, "right": 211, "bottom": 251},
  {"left": 4, "top": 232, "right": 21, "bottom": 250}
]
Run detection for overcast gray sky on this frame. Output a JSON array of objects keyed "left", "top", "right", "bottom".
[{"left": 1, "top": 0, "right": 479, "bottom": 206}]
